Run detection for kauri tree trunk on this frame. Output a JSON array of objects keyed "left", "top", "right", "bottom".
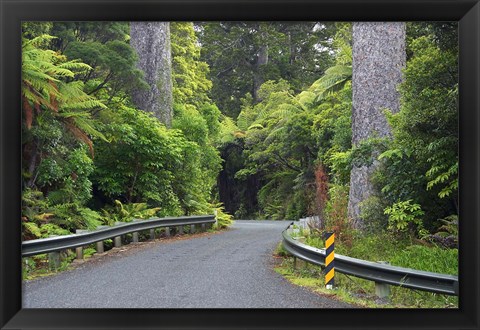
[
  {"left": 348, "top": 22, "right": 406, "bottom": 230},
  {"left": 130, "top": 22, "right": 173, "bottom": 127},
  {"left": 252, "top": 44, "right": 268, "bottom": 103}
]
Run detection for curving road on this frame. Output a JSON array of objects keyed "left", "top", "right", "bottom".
[{"left": 23, "top": 220, "right": 353, "bottom": 308}]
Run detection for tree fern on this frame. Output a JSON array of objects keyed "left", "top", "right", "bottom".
[
  {"left": 311, "top": 65, "right": 352, "bottom": 102},
  {"left": 22, "top": 34, "right": 107, "bottom": 156}
]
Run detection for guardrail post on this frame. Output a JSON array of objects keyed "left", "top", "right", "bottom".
[
  {"left": 165, "top": 227, "right": 170, "bottom": 237},
  {"left": 114, "top": 222, "right": 122, "bottom": 247},
  {"left": 150, "top": 229, "right": 155, "bottom": 240},
  {"left": 323, "top": 231, "right": 335, "bottom": 290},
  {"left": 46, "top": 235, "right": 61, "bottom": 270},
  {"left": 75, "top": 229, "right": 88, "bottom": 260},
  {"left": 95, "top": 225, "right": 108, "bottom": 253},
  {"left": 201, "top": 223, "right": 206, "bottom": 232},
  {"left": 178, "top": 225, "right": 184, "bottom": 235},
  {"left": 190, "top": 224, "right": 196, "bottom": 234},
  {"left": 132, "top": 232, "right": 139, "bottom": 243},
  {"left": 48, "top": 251, "right": 61, "bottom": 270},
  {"left": 131, "top": 220, "right": 140, "bottom": 243},
  {"left": 114, "top": 236, "right": 122, "bottom": 247},
  {"left": 96, "top": 241, "right": 104, "bottom": 253},
  {"left": 375, "top": 261, "right": 391, "bottom": 299}
]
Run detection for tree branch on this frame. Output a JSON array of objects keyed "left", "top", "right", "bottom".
[
  {"left": 87, "top": 71, "right": 113, "bottom": 95},
  {"left": 273, "top": 151, "right": 301, "bottom": 172}
]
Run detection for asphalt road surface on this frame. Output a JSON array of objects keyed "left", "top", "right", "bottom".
[{"left": 23, "top": 220, "right": 353, "bottom": 308}]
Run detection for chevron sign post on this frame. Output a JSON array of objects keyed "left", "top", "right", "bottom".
[{"left": 324, "top": 232, "right": 335, "bottom": 289}]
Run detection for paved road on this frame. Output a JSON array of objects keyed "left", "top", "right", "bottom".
[{"left": 23, "top": 220, "right": 353, "bottom": 308}]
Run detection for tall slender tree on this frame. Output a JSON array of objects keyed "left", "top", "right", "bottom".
[
  {"left": 348, "top": 22, "right": 406, "bottom": 229},
  {"left": 130, "top": 22, "right": 173, "bottom": 127}
]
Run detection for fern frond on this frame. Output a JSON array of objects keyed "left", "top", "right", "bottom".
[
  {"left": 310, "top": 64, "right": 352, "bottom": 102},
  {"left": 247, "top": 123, "right": 264, "bottom": 130}
]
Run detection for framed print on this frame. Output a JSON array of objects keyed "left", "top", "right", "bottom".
[{"left": 0, "top": 0, "right": 480, "bottom": 330}]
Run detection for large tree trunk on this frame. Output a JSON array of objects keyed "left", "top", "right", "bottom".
[
  {"left": 348, "top": 22, "right": 406, "bottom": 230},
  {"left": 130, "top": 22, "right": 173, "bottom": 127},
  {"left": 252, "top": 44, "right": 268, "bottom": 103}
]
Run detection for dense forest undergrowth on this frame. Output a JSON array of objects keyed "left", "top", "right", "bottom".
[{"left": 22, "top": 21, "right": 458, "bottom": 303}]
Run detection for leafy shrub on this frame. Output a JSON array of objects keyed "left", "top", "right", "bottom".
[
  {"left": 93, "top": 106, "right": 185, "bottom": 213},
  {"left": 384, "top": 200, "right": 424, "bottom": 235},
  {"left": 214, "top": 204, "right": 234, "bottom": 228},
  {"left": 22, "top": 188, "right": 101, "bottom": 238},
  {"left": 50, "top": 203, "right": 103, "bottom": 231},
  {"left": 101, "top": 200, "right": 161, "bottom": 225}
]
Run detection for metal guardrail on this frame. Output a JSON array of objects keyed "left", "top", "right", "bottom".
[
  {"left": 22, "top": 215, "right": 215, "bottom": 257},
  {"left": 282, "top": 222, "right": 459, "bottom": 296}
]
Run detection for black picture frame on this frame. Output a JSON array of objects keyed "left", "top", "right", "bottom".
[{"left": 1, "top": 0, "right": 479, "bottom": 329}]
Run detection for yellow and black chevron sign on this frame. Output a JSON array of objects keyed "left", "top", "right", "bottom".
[{"left": 324, "top": 232, "right": 335, "bottom": 289}]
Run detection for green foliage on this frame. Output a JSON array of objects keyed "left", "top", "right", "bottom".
[
  {"left": 358, "top": 196, "right": 389, "bottom": 234},
  {"left": 314, "top": 23, "right": 352, "bottom": 102},
  {"left": 350, "top": 137, "right": 388, "bottom": 167},
  {"left": 21, "top": 21, "right": 232, "bottom": 248},
  {"left": 213, "top": 204, "right": 234, "bottom": 228},
  {"left": 390, "top": 245, "right": 458, "bottom": 275},
  {"left": 311, "top": 65, "right": 352, "bottom": 102},
  {"left": 200, "top": 103, "right": 222, "bottom": 141},
  {"left": 22, "top": 187, "right": 103, "bottom": 240},
  {"left": 198, "top": 22, "right": 335, "bottom": 118},
  {"left": 49, "top": 203, "right": 104, "bottom": 231},
  {"left": 172, "top": 104, "right": 223, "bottom": 214},
  {"left": 101, "top": 200, "right": 161, "bottom": 225},
  {"left": 225, "top": 24, "right": 353, "bottom": 219},
  {"left": 326, "top": 151, "right": 352, "bottom": 185},
  {"left": 83, "top": 247, "right": 97, "bottom": 259},
  {"left": 233, "top": 80, "right": 320, "bottom": 219},
  {"left": 37, "top": 223, "right": 71, "bottom": 238},
  {"left": 173, "top": 104, "right": 209, "bottom": 146},
  {"left": 93, "top": 105, "right": 184, "bottom": 213},
  {"left": 373, "top": 30, "right": 458, "bottom": 234},
  {"left": 384, "top": 200, "right": 424, "bottom": 234},
  {"left": 171, "top": 22, "right": 212, "bottom": 108},
  {"left": 22, "top": 34, "right": 107, "bottom": 146},
  {"left": 40, "top": 144, "right": 95, "bottom": 205},
  {"left": 425, "top": 146, "right": 458, "bottom": 198},
  {"left": 398, "top": 36, "right": 458, "bottom": 202},
  {"left": 21, "top": 32, "right": 108, "bottom": 229},
  {"left": 434, "top": 215, "right": 458, "bottom": 239},
  {"left": 49, "top": 22, "right": 147, "bottom": 105}
]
